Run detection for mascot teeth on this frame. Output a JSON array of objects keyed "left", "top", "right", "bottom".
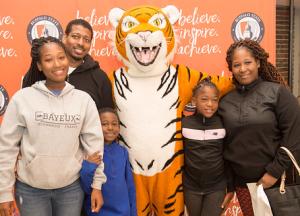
[{"left": 130, "top": 44, "right": 161, "bottom": 66}]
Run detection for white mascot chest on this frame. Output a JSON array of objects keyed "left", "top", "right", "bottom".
[{"left": 114, "top": 65, "right": 179, "bottom": 176}]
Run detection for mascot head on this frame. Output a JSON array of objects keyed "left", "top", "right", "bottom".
[{"left": 109, "top": 5, "right": 180, "bottom": 76}]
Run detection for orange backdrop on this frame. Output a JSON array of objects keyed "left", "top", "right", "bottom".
[
  {"left": 0, "top": 1, "right": 275, "bottom": 215},
  {"left": 0, "top": 0, "right": 275, "bottom": 99}
]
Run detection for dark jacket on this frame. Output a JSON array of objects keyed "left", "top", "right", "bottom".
[
  {"left": 182, "top": 113, "right": 228, "bottom": 192},
  {"left": 219, "top": 78, "right": 300, "bottom": 185},
  {"left": 68, "top": 55, "right": 113, "bottom": 109}
]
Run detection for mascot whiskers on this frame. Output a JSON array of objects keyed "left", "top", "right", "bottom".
[{"left": 108, "top": 5, "right": 231, "bottom": 215}]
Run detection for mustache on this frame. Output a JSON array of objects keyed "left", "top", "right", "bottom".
[{"left": 74, "top": 45, "right": 85, "bottom": 50}]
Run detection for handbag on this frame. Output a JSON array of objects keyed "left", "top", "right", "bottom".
[{"left": 264, "top": 147, "right": 300, "bottom": 216}]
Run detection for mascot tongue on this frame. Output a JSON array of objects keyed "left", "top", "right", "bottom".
[
  {"left": 133, "top": 46, "right": 160, "bottom": 65},
  {"left": 139, "top": 49, "right": 151, "bottom": 64}
]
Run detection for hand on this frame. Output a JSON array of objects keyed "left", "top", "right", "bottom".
[
  {"left": 86, "top": 151, "right": 102, "bottom": 165},
  {"left": 221, "top": 192, "right": 234, "bottom": 209},
  {"left": 0, "top": 201, "right": 14, "bottom": 216},
  {"left": 257, "top": 173, "right": 278, "bottom": 189},
  {"left": 91, "top": 189, "right": 103, "bottom": 213}
]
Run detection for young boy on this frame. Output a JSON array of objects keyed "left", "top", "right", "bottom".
[{"left": 80, "top": 108, "right": 137, "bottom": 216}]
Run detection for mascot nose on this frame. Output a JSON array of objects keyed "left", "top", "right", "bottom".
[{"left": 137, "top": 31, "right": 152, "bottom": 42}]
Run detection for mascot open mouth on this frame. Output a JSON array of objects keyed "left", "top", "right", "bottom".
[{"left": 130, "top": 43, "right": 161, "bottom": 66}]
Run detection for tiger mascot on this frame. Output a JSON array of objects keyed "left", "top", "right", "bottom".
[{"left": 108, "top": 5, "right": 232, "bottom": 216}]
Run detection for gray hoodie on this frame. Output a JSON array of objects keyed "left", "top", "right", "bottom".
[{"left": 0, "top": 81, "right": 106, "bottom": 202}]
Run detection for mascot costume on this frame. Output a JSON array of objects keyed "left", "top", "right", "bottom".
[{"left": 108, "top": 5, "right": 231, "bottom": 215}]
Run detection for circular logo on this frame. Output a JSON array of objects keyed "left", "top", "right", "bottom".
[
  {"left": 27, "top": 15, "right": 63, "bottom": 44},
  {"left": 0, "top": 85, "right": 9, "bottom": 116},
  {"left": 231, "top": 12, "right": 264, "bottom": 42}
]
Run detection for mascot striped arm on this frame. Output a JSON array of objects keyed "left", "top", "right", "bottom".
[{"left": 108, "top": 5, "right": 232, "bottom": 216}]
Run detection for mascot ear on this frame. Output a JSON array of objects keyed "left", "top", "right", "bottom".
[
  {"left": 162, "top": 5, "right": 180, "bottom": 25},
  {"left": 109, "top": 7, "right": 125, "bottom": 28}
]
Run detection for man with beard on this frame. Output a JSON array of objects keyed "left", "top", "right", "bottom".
[
  {"left": 23, "top": 19, "right": 113, "bottom": 109},
  {"left": 63, "top": 19, "right": 113, "bottom": 109}
]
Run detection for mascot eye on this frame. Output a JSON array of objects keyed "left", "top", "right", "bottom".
[
  {"left": 126, "top": 21, "right": 136, "bottom": 28},
  {"left": 122, "top": 16, "right": 140, "bottom": 32},
  {"left": 149, "top": 13, "right": 166, "bottom": 29},
  {"left": 153, "top": 18, "right": 162, "bottom": 26}
]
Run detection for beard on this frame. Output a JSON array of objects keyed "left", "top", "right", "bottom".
[{"left": 69, "top": 54, "right": 84, "bottom": 61}]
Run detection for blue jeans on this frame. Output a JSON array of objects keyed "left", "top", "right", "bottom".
[{"left": 15, "top": 179, "right": 84, "bottom": 216}]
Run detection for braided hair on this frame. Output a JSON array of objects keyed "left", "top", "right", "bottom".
[
  {"left": 226, "top": 39, "right": 286, "bottom": 86},
  {"left": 192, "top": 77, "right": 220, "bottom": 97},
  {"left": 22, "top": 36, "right": 66, "bottom": 88}
]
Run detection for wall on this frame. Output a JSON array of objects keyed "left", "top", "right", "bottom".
[
  {"left": 293, "top": 5, "right": 300, "bottom": 96},
  {"left": 276, "top": 0, "right": 300, "bottom": 96},
  {"left": 276, "top": 5, "right": 290, "bottom": 81}
]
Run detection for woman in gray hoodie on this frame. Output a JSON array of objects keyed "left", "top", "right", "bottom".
[{"left": 0, "top": 36, "right": 106, "bottom": 216}]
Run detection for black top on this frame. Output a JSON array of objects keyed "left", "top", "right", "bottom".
[
  {"left": 68, "top": 55, "right": 114, "bottom": 109},
  {"left": 219, "top": 78, "right": 300, "bottom": 185},
  {"left": 182, "top": 113, "right": 229, "bottom": 192}
]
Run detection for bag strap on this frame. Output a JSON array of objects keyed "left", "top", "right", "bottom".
[
  {"left": 280, "top": 147, "right": 300, "bottom": 174},
  {"left": 279, "top": 147, "right": 300, "bottom": 194}
]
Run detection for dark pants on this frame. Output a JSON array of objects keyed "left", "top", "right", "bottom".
[{"left": 184, "top": 187, "right": 225, "bottom": 216}]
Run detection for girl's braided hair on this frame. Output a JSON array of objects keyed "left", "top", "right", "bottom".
[
  {"left": 192, "top": 77, "right": 219, "bottom": 97},
  {"left": 226, "top": 39, "right": 286, "bottom": 86},
  {"left": 22, "top": 36, "right": 66, "bottom": 88}
]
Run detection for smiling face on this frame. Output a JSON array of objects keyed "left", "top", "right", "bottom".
[
  {"left": 109, "top": 6, "right": 179, "bottom": 74},
  {"left": 192, "top": 86, "right": 219, "bottom": 118},
  {"left": 100, "top": 112, "right": 120, "bottom": 144},
  {"left": 231, "top": 47, "right": 260, "bottom": 85},
  {"left": 37, "top": 42, "right": 69, "bottom": 90},
  {"left": 63, "top": 24, "right": 92, "bottom": 65}
]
